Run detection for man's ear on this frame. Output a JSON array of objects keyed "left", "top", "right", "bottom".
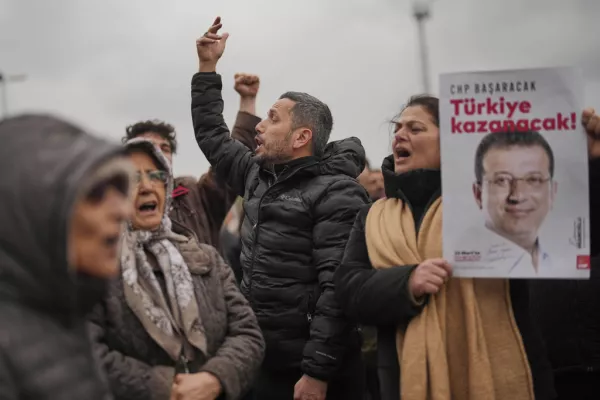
[
  {"left": 292, "top": 128, "right": 312, "bottom": 150},
  {"left": 473, "top": 182, "right": 483, "bottom": 210}
]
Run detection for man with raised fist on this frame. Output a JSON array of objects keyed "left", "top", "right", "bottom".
[{"left": 190, "top": 16, "right": 369, "bottom": 400}]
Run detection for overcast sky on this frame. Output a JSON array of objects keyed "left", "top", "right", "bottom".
[{"left": 2, "top": 0, "right": 599, "bottom": 177}]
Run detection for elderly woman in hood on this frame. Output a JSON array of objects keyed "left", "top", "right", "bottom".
[
  {"left": 89, "top": 139, "right": 264, "bottom": 400},
  {"left": 0, "top": 114, "right": 134, "bottom": 400}
]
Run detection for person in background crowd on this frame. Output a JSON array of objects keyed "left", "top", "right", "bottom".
[
  {"left": 89, "top": 139, "right": 264, "bottom": 400},
  {"left": 220, "top": 198, "right": 244, "bottom": 284},
  {"left": 192, "top": 17, "right": 370, "bottom": 400},
  {"left": 0, "top": 114, "right": 134, "bottom": 400},
  {"left": 356, "top": 158, "right": 382, "bottom": 400},
  {"left": 334, "top": 95, "right": 563, "bottom": 400},
  {"left": 530, "top": 107, "right": 600, "bottom": 400},
  {"left": 358, "top": 159, "right": 385, "bottom": 201},
  {"left": 122, "top": 73, "right": 261, "bottom": 252}
]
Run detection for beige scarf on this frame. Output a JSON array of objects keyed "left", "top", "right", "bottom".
[{"left": 365, "top": 197, "right": 534, "bottom": 400}]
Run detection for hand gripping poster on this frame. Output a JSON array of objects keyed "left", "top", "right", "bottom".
[{"left": 440, "top": 67, "right": 590, "bottom": 279}]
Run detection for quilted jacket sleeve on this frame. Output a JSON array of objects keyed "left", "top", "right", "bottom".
[
  {"left": 334, "top": 206, "right": 427, "bottom": 326},
  {"left": 191, "top": 72, "right": 256, "bottom": 197},
  {"left": 301, "top": 179, "right": 369, "bottom": 381}
]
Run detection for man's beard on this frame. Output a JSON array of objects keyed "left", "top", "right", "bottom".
[{"left": 254, "top": 139, "right": 293, "bottom": 167}]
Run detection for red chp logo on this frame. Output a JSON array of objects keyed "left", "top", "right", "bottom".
[{"left": 576, "top": 255, "right": 591, "bottom": 270}]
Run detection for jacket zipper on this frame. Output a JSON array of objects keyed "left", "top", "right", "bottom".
[
  {"left": 306, "top": 292, "right": 313, "bottom": 323},
  {"left": 246, "top": 162, "right": 318, "bottom": 305},
  {"left": 180, "top": 354, "right": 190, "bottom": 373},
  {"left": 247, "top": 169, "right": 278, "bottom": 305}
]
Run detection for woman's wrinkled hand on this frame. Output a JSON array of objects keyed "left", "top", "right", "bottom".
[
  {"left": 409, "top": 258, "right": 452, "bottom": 299},
  {"left": 170, "top": 372, "right": 222, "bottom": 400}
]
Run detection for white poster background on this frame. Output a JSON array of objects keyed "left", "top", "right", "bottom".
[{"left": 440, "top": 67, "right": 590, "bottom": 279}]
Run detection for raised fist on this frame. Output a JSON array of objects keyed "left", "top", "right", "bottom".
[
  {"left": 234, "top": 73, "right": 260, "bottom": 98},
  {"left": 196, "top": 17, "right": 229, "bottom": 65}
]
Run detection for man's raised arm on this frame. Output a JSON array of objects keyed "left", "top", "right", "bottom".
[
  {"left": 191, "top": 16, "right": 255, "bottom": 197},
  {"left": 231, "top": 73, "right": 261, "bottom": 148}
]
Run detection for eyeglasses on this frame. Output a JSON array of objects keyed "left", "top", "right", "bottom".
[
  {"left": 135, "top": 170, "right": 168, "bottom": 185},
  {"left": 482, "top": 173, "right": 551, "bottom": 190}
]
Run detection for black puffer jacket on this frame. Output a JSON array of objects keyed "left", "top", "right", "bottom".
[
  {"left": 191, "top": 72, "right": 370, "bottom": 380},
  {"left": 334, "top": 156, "right": 555, "bottom": 400},
  {"left": 0, "top": 115, "right": 126, "bottom": 400}
]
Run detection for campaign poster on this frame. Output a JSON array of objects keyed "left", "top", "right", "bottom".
[{"left": 440, "top": 67, "right": 590, "bottom": 279}]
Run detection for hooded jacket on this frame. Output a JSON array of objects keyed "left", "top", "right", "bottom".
[
  {"left": 191, "top": 72, "right": 370, "bottom": 381},
  {"left": 0, "top": 115, "right": 132, "bottom": 400}
]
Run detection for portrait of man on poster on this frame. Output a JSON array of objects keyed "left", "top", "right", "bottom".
[{"left": 468, "top": 129, "right": 558, "bottom": 277}]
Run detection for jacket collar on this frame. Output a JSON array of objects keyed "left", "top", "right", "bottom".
[{"left": 381, "top": 154, "right": 441, "bottom": 208}]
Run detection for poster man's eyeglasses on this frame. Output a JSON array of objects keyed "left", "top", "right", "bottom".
[{"left": 482, "top": 174, "right": 551, "bottom": 190}]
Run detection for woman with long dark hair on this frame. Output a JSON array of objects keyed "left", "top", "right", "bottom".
[{"left": 334, "top": 96, "right": 562, "bottom": 400}]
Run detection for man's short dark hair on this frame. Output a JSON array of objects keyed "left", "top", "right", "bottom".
[
  {"left": 279, "top": 92, "right": 333, "bottom": 158},
  {"left": 123, "top": 120, "right": 177, "bottom": 154},
  {"left": 474, "top": 130, "right": 554, "bottom": 183}
]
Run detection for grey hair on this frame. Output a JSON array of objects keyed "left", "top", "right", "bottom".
[{"left": 279, "top": 92, "right": 333, "bottom": 158}]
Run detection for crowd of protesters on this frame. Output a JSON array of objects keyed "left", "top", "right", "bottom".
[{"left": 1, "top": 15, "right": 600, "bottom": 400}]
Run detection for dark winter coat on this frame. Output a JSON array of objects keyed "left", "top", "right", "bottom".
[
  {"left": 88, "top": 224, "right": 265, "bottom": 400},
  {"left": 334, "top": 156, "right": 556, "bottom": 400},
  {"left": 0, "top": 115, "right": 124, "bottom": 400},
  {"left": 191, "top": 72, "right": 370, "bottom": 381},
  {"left": 529, "top": 158, "right": 600, "bottom": 390},
  {"left": 169, "top": 111, "right": 260, "bottom": 252}
]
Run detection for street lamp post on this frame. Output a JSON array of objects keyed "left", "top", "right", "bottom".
[
  {"left": 0, "top": 72, "right": 27, "bottom": 119},
  {"left": 412, "top": 0, "right": 432, "bottom": 94}
]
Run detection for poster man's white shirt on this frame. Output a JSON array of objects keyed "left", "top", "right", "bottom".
[{"left": 452, "top": 225, "right": 558, "bottom": 278}]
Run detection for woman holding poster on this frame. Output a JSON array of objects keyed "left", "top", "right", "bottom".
[{"left": 334, "top": 95, "right": 565, "bottom": 400}]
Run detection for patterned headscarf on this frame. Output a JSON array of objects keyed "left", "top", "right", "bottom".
[{"left": 119, "top": 138, "right": 206, "bottom": 361}]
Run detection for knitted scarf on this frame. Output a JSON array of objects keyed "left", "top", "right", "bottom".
[
  {"left": 120, "top": 138, "right": 207, "bottom": 361},
  {"left": 365, "top": 197, "right": 534, "bottom": 400}
]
